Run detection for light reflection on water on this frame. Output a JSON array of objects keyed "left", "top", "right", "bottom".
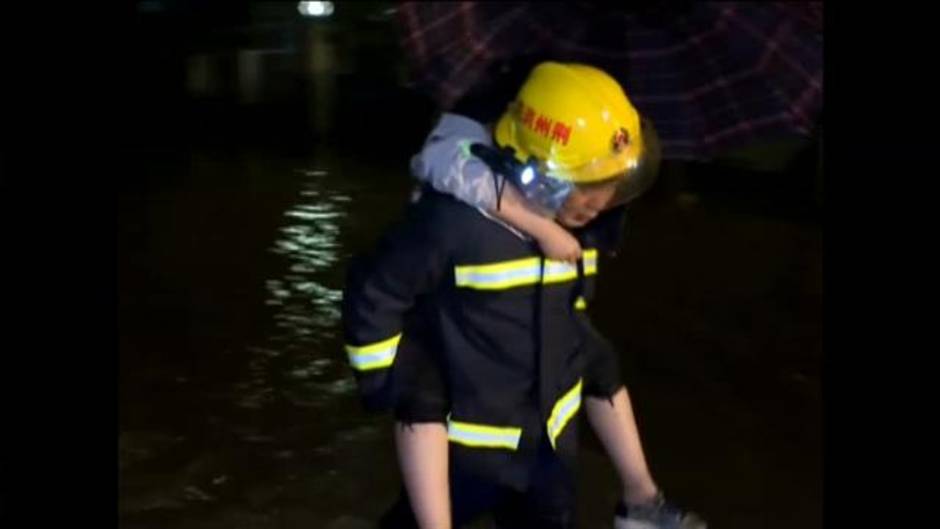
[{"left": 234, "top": 168, "right": 352, "bottom": 410}]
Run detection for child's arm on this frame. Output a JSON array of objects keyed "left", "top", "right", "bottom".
[
  {"left": 495, "top": 183, "right": 582, "bottom": 263},
  {"left": 411, "top": 114, "right": 581, "bottom": 262}
]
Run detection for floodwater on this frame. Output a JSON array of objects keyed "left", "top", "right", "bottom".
[{"left": 118, "top": 145, "right": 821, "bottom": 528}]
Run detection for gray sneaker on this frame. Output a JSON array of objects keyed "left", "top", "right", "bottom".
[{"left": 613, "top": 493, "right": 707, "bottom": 529}]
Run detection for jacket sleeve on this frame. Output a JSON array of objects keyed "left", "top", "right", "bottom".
[{"left": 341, "top": 198, "right": 451, "bottom": 410}]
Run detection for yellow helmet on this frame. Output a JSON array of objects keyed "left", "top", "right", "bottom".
[{"left": 494, "top": 62, "right": 650, "bottom": 185}]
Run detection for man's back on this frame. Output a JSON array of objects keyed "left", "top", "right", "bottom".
[{"left": 343, "top": 188, "right": 618, "bottom": 487}]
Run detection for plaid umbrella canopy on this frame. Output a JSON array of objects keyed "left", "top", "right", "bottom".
[{"left": 396, "top": 2, "right": 822, "bottom": 160}]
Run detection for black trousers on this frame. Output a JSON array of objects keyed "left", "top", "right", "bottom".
[{"left": 378, "top": 437, "right": 577, "bottom": 529}]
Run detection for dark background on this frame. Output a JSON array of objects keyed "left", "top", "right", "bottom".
[{"left": 111, "top": 2, "right": 820, "bottom": 528}]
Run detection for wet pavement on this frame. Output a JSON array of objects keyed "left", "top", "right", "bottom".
[{"left": 118, "top": 146, "right": 821, "bottom": 529}]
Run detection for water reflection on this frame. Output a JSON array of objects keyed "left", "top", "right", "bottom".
[{"left": 234, "top": 168, "right": 351, "bottom": 410}]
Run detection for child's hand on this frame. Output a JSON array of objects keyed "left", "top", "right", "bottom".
[{"left": 537, "top": 226, "right": 583, "bottom": 263}]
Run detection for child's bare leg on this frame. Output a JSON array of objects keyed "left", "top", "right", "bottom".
[
  {"left": 394, "top": 422, "right": 452, "bottom": 529},
  {"left": 585, "top": 386, "right": 661, "bottom": 506}
]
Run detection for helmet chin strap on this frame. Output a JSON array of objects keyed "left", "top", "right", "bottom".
[{"left": 492, "top": 165, "right": 508, "bottom": 211}]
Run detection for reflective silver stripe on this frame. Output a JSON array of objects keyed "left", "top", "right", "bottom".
[
  {"left": 454, "top": 249, "right": 598, "bottom": 290},
  {"left": 542, "top": 260, "right": 579, "bottom": 284},
  {"left": 345, "top": 333, "right": 402, "bottom": 371},
  {"left": 454, "top": 256, "right": 542, "bottom": 290},
  {"left": 447, "top": 417, "right": 522, "bottom": 450},
  {"left": 547, "top": 379, "right": 583, "bottom": 449}
]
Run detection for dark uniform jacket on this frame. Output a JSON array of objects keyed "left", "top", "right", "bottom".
[{"left": 342, "top": 188, "right": 626, "bottom": 489}]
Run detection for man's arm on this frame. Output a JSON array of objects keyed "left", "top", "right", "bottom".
[
  {"left": 341, "top": 198, "right": 450, "bottom": 408},
  {"left": 342, "top": 198, "right": 455, "bottom": 529}
]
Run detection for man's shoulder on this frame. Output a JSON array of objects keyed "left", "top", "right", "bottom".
[
  {"left": 433, "top": 113, "right": 490, "bottom": 140},
  {"left": 410, "top": 187, "right": 489, "bottom": 228}
]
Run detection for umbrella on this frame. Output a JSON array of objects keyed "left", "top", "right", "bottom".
[{"left": 396, "top": 1, "right": 822, "bottom": 160}]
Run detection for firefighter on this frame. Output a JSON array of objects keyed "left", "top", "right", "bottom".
[{"left": 343, "top": 62, "right": 706, "bottom": 529}]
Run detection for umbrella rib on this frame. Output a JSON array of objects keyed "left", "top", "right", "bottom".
[
  {"left": 788, "top": 76, "right": 822, "bottom": 131},
  {"left": 724, "top": 5, "right": 820, "bottom": 86},
  {"left": 702, "top": 112, "right": 792, "bottom": 146},
  {"left": 447, "top": 4, "right": 530, "bottom": 84},
  {"left": 397, "top": 2, "right": 428, "bottom": 65},
  {"left": 400, "top": 2, "right": 468, "bottom": 45},
  {"left": 677, "top": 4, "right": 748, "bottom": 152}
]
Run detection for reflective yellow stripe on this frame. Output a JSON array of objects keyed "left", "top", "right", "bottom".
[
  {"left": 447, "top": 417, "right": 522, "bottom": 450},
  {"left": 547, "top": 379, "right": 583, "bottom": 449},
  {"left": 345, "top": 333, "right": 402, "bottom": 371},
  {"left": 542, "top": 260, "right": 579, "bottom": 285},
  {"left": 583, "top": 249, "right": 598, "bottom": 275},
  {"left": 574, "top": 297, "right": 587, "bottom": 310},
  {"left": 454, "top": 249, "right": 598, "bottom": 291}
]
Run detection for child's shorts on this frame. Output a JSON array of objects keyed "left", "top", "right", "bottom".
[{"left": 391, "top": 313, "right": 627, "bottom": 425}]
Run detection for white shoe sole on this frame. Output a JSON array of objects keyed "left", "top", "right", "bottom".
[
  {"left": 614, "top": 517, "right": 707, "bottom": 529},
  {"left": 615, "top": 519, "right": 661, "bottom": 529}
]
